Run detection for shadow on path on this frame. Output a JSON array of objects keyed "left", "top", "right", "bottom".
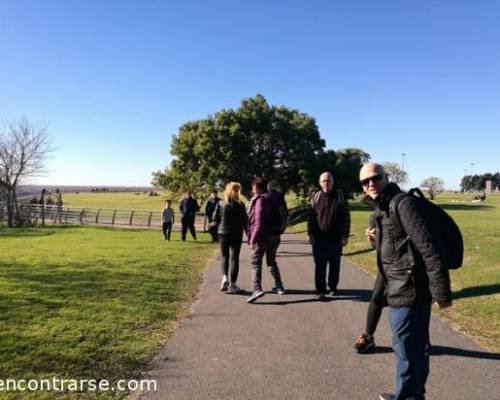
[
  {"left": 371, "top": 345, "right": 500, "bottom": 360},
  {"left": 343, "top": 248, "right": 375, "bottom": 256}
]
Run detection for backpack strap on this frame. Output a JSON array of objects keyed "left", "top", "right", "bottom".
[
  {"left": 389, "top": 192, "right": 407, "bottom": 239},
  {"left": 311, "top": 191, "right": 321, "bottom": 207},
  {"left": 311, "top": 189, "right": 345, "bottom": 207},
  {"left": 337, "top": 189, "right": 345, "bottom": 204},
  {"left": 389, "top": 192, "right": 416, "bottom": 265}
]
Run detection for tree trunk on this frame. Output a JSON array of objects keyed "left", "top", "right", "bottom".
[{"left": 6, "top": 188, "right": 14, "bottom": 227}]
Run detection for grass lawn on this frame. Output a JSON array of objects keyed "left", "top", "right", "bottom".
[
  {"left": 60, "top": 191, "right": 179, "bottom": 211},
  {"left": 288, "top": 192, "right": 500, "bottom": 352},
  {"left": 0, "top": 226, "right": 216, "bottom": 399}
]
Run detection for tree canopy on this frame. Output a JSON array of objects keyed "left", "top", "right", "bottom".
[
  {"left": 153, "top": 95, "right": 369, "bottom": 199},
  {"left": 382, "top": 162, "right": 408, "bottom": 187},
  {"left": 461, "top": 172, "right": 500, "bottom": 192}
]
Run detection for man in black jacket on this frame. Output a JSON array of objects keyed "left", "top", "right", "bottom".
[
  {"left": 359, "top": 163, "right": 452, "bottom": 400},
  {"left": 308, "top": 172, "right": 350, "bottom": 300},
  {"left": 205, "top": 190, "right": 221, "bottom": 242},
  {"left": 179, "top": 192, "right": 200, "bottom": 241}
]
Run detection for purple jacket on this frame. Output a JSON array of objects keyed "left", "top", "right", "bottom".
[{"left": 247, "top": 193, "right": 272, "bottom": 246}]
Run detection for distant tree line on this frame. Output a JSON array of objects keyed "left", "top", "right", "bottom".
[
  {"left": 152, "top": 94, "right": 370, "bottom": 201},
  {"left": 460, "top": 172, "right": 500, "bottom": 192}
]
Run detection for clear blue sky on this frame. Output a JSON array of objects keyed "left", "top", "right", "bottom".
[{"left": 1, "top": 0, "right": 499, "bottom": 189}]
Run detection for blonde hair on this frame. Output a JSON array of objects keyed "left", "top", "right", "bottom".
[{"left": 224, "top": 182, "right": 241, "bottom": 202}]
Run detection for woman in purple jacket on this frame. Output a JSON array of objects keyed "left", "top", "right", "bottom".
[{"left": 247, "top": 179, "right": 285, "bottom": 303}]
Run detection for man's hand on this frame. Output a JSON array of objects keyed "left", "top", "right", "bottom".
[
  {"left": 342, "top": 238, "right": 348, "bottom": 247},
  {"left": 365, "top": 228, "right": 376, "bottom": 244},
  {"left": 250, "top": 244, "right": 256, "bottom": 250},
  {"left": 434, "top": 300, "right": 452, "bottom": 309}
]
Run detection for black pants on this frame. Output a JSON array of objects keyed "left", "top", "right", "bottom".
[
  {"left": 181, "top": 215, "right": 196, "bottom": 241},
  {"left": 219, "top": 234, "right": 243, "bottom": 283},
  {"left": 312, "top": 239, "right": 342, "bottom": 294},
  {"left": 366, "top": 273, "right": 385, "bottom": 335},
  {"left": 208, "top": 219, "right": 218, "bottom": 242},
  {"left": 250, "top": 235, "right": 283, "bottom": 291},
  {"left": 162, "top": 222, "right": 172, "bottom": 240}
]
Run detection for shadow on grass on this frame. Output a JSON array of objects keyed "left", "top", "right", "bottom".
[
  {"left": 452, "top": 284, "right": 500, "bottom": 300},
  {"left": 439, "top": 204, "right": 494, "bottom": 211},
  {"left": 372, "top": 345, "right": 500, "bottom": 360},
  {"left": 0, "top": 228, "right": 60, "bottom": 237},
  {"left": 0, "top": 258, "right": 196, "bottom": 380}
]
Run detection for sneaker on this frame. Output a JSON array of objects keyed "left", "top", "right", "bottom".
[
  {"left": 379, "top": 394, "right": 394, "bottom": 400},
  {"left": 328, "top": 288, "right": 338, "bottom": 296},
  {"left": 247, "top": 290, "right": 265, "bottom": 303},
  {"left": 354, "top": 333, "right": 375, "bottom": 353},
  {"left": 227, "top": 284, "right": 240, "bottom": 294},
  {"left": 315, "top": 293, "right": 327, "bottom": 301},
  {"left": 220, "top": 276, "right": 229, "bottom": 292},
  {"left": 272, "top": 285, "right": 286, "bottom": 295}
]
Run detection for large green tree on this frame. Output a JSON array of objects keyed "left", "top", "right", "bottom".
[{"left": 153, "top": 95, "right": 370, "bottom": 198}]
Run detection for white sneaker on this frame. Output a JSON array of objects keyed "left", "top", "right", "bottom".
[
  {"left": 247, "top": 290, "right": 265, "bottom": 303},
  {"left": 227, "top": 284, "right": 240, "bottom": 294},
  {"left": 220, "top": 276, "right": 229, "bottom": 292}
]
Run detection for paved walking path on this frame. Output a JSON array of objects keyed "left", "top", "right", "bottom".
[{"left": 141, "top": 234, "right": 500, "bottom": 400}]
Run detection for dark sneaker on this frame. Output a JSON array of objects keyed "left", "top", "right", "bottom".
[
  {"left": 272, "top": 285, "right": 286, "bottom": 295},
  {"left": 379, "top": 393, "right": 394, "bottom": 400},
  {"left": 315, "top": 293, "right": 327, "bottom": 301},
  {"left": 226, "top": 284, "right": 241, "bottom": 294},
  {"left": 354, "top": 333, "right": 375, "bottom": 353},
  {"left": 328, "top": 288, "right": 338, "bottom": 296},
  {"left": 247, "top": 290, "right": 265, "bottom": 303}
]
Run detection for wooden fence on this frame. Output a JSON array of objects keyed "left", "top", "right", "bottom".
[{"left": 0, "top": 203, "right": 208, "bottom": 231}]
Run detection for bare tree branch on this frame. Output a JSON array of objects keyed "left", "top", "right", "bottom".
[{"left": 0, "top": 117, "right": 53, "bottom": 226}]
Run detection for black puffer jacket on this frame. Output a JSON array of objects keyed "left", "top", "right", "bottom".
[
  {"left": 212, "top": 200, "right": 248, "bottom": 237},
  {"left": 370, "top": 183, "right": 451, "bottom": 307}
]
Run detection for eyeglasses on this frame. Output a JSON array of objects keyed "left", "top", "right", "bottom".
[{"left": 360, "top": 174, "right": 383, "bottom": 187}]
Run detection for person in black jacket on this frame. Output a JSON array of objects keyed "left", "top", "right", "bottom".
[
  {"left": 211, "top": 182, "right": 248, "bottom": 294},
  {"left": 359, "top": 163, "right": 452, "bottom": 400},
  {"left": 205, "top": 189, "right": 221, "bottom": 242},
  {"left": 179, "top": 192, "right": 200, "bottom": 241},
  {"left": 308, "top": 172, "right": 350, "bottom": 300}
]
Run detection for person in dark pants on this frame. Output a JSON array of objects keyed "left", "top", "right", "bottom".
[
  {"left": 246, "top": 178, "right": 285, "bottom": 303},
  {"left": 211, "top": 182, "right": 248, "bottom": 294},
  {"left": 161, "top": 199, "right": 175, "bottom": 241},
  {"left": 205, "top": 189, "right": 221, "bottom": 242},
  {"left": 354, "top": 212, "right": 385, "bottom": 352},
  {"left": 308, "top": 172, "right": 350, "bottom": 301},
  {"left": 359, "top": 163, "right": 452, "bottom": 400},
  {"left": 179, "top": 192, "right": 200, "bottom": 241}
]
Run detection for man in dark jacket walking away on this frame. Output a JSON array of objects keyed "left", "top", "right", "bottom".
[
  {"left": 359, "top": 163, "right": 452, "bottom": 400},
  {"left": 205, "top": 189, "right": 221, "bottom": 242},
  {"left": 179, "top": 192, "right": 200, "bottom": 241},
  {"left": 247, "top": 179, "right": 285, "bottom": 303},
  {"left": 308, "top": 172, "right": 350, "bottom": 301}
]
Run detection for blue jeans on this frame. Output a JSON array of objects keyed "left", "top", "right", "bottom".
[{"left": 389, "top": 302, "right": 431, "bottom": 400}]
